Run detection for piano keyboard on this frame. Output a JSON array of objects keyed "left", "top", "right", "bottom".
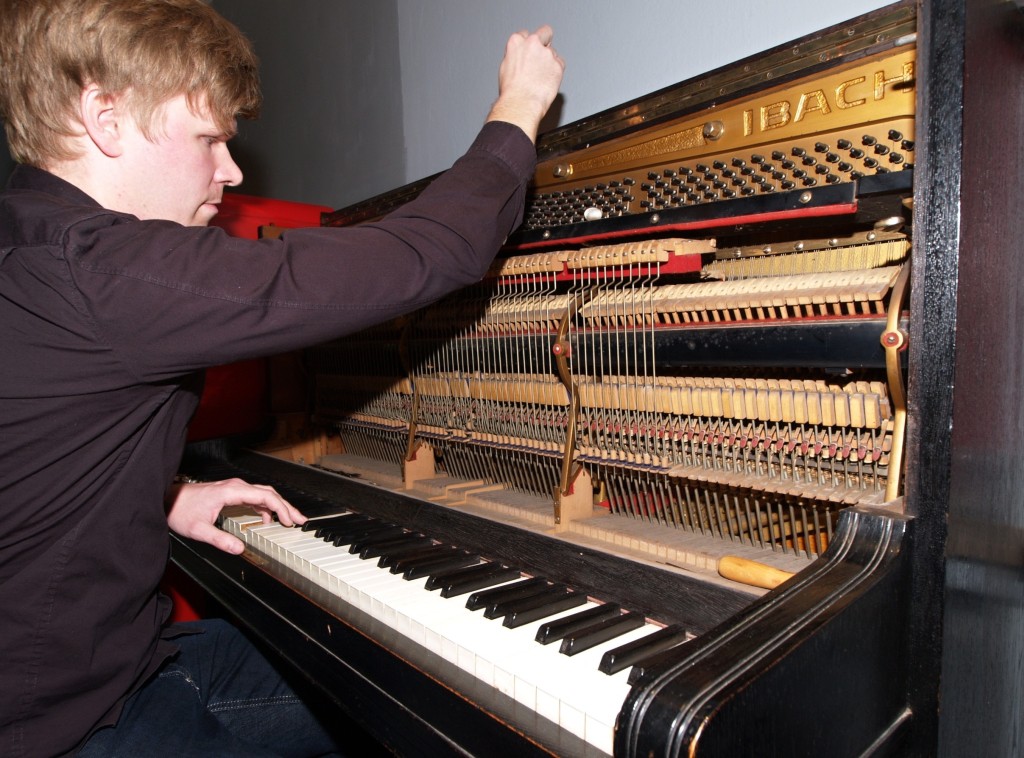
[{"left": 222, "top": 508, "right": 694, "bottom": 754}]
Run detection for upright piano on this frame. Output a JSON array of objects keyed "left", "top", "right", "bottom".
[{"left": 171, "top": 1, "right": 1024, "bottom": 755}]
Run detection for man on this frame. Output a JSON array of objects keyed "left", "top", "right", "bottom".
[{"left": 0, "top": 0, "right": 564, "bottom": 755}]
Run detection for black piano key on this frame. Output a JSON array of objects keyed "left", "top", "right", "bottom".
[
  {"left": 387, "top": 545, "right": 457, "bottom": 573},
  {"left": 598, "top": 623, "right": 692, "bottom": 675},
  {"left": 558, "top": 612, "right": 646, "bottom": 656},
  {"left": 440, "top": 566, "right": 522, "bottom": 598},
  {"left": 402, "top": 552, "right": 480, "bottom": 581},
  {"left": 424, "top": 561, "right": 506, "bottom": 591},
  {"left": 535, "top": 603, "right": 621, "bottom": 645},
  {"left": 466, "top": 577, "right": 548, "bottom": 612},
  {"left": 503, "top": 590, "right": 587, "bottom": 629},
  {"left": 627, "top": 631, "right": 698, "bottom": 685},
  {"left": 328, "top": 521, "right": 398, "bottom": 548},
  {"left": 306, "top": 513, "right": 368, "bottom": 537},
  {"left": 328, "top": 526, "right": 368, "bottom": 546},
  {"left": 387, "top": 544, "right": 460, "bottom": 573},
  {"left": 375, "top": 539, "right": 439, "bottom": 567},
  {"left": 359, "top": 533, "right": 430, "bottom": 560},
  {"left": 484, "top": 584, "right": 568, "bottom": 620},
  {"left": 315, "top": 515, "right": 377, "bottom": 540},
  {"left": 348, "top": 525, "right": 409, "bottom": 554}
]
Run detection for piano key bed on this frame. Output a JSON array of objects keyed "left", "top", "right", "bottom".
[{"left": 172, "top": 449, "right": 763, "bottom": 756}]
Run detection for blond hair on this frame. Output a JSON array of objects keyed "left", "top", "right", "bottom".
[{"left": 0, "top": 0, "right": 262, "bottom": 167}]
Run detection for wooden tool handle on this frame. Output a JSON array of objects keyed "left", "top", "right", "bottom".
[{"left": 718, "top": 555, "right": 795, "bottom": 590}]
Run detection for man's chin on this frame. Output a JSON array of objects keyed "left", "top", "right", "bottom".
[{"left": 192, "top": 204, "right": 219, "bottom": 226}]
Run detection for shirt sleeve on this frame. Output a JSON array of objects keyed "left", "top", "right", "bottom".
[{"left": 66, "top": 121, "right": 536, "bottom": 382}]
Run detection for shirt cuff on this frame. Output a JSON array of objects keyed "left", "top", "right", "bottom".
[{"left": 466, "top": 120, "right": 538, "bottom": 184}]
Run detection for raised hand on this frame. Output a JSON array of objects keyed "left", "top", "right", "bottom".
[{"left": 486, "top": 25, "right": 566, "bottom": 142}]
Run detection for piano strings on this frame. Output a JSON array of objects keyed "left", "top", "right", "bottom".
[{"left": 312, "top": 226, "right": 908, "bottom": 566}]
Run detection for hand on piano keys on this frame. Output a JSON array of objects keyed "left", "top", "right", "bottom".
[{"left": 166, "top": 478, "right": 306, "bottom": 555}]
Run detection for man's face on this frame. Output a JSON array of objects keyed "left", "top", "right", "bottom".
[{"left": 114, "top": 94, "right": 242, "bottom": 226}]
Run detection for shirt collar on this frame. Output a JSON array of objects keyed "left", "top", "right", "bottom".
[{"left": 6, "top": 163, "right": 103, "bottom": 208}]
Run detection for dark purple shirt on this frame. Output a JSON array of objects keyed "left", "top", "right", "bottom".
[{"left": 0, "top": 121, "right": 535, "bottom": 757}]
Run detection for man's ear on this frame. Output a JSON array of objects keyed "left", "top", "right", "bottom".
[{"left": 79, "top": 84, "right": 124, "bottom": 158}]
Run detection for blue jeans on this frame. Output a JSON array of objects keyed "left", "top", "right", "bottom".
[{"left": 77, "top": 619, "right": 343, "bottom": 758}]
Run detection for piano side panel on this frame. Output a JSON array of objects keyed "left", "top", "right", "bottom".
[
  {"left": 899, "top": 0, "right": 962, "bottom": 752},
  {"left": 616, "top": 507, "right": 912, "bottom": 756}
]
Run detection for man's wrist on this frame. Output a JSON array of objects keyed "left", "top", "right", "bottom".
[{"left": 485, "top": 97, "right": 546, "bottom": 144}]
